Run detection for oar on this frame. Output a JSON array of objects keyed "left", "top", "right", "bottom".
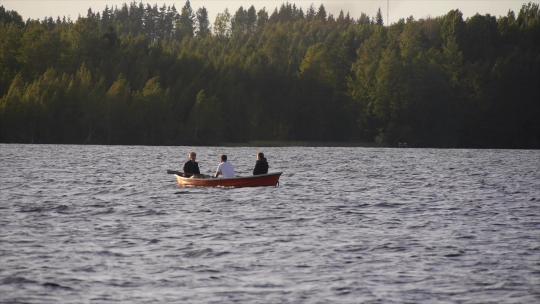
[{"left": 167, "top": 170, "right": 183, "bottom": 176}]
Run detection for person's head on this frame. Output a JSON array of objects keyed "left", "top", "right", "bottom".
[
  {"left": 189, "top": 152, "right": 196, "bottom": 161},
  {"left": 257, "top": 152, "right": 264, "bottom": 160},
  {"left": 221, "top": 154, "right": 227, "bottom": 162}
]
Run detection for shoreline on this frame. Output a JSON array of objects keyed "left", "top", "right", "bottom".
[
  {"left": 1, "top": 141, "right": 538, "bottom": 149},
  {"left": 221, "top": 140, "right": 379, "bottom": 147},
  {"left": 0, "top": 140, "right": 378, "bottom": 147}
]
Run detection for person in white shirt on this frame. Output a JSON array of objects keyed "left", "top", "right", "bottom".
[{"left": 215, "top": 154, "right": 235, "bottom": 178}]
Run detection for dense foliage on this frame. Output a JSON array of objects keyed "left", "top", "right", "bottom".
[{"left": 0, "top": 2, "right": 539, "bottom": 147}]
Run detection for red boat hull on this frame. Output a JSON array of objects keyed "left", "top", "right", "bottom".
[{"left": 176, "top": 172, "right": 282, "bottom": 188}]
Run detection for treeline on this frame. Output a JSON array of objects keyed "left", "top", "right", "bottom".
[{"left": 0, "top": 2, "right": 539, "bottom": 147}]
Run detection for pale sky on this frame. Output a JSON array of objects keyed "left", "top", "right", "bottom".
[{"left": 1, "top": 0, "right": 536, "bottom": 24}]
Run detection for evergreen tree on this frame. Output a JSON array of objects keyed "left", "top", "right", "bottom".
[
  {"left": 196, "top": 7, "right": 210, "bottom": 37},
  {"left": 177, "top": 0, "right": 194, "bottom": 39},
  {"left": 376, "top": 8, "right": 384, "bottom": 25},
  {"left": 257, "top": 9, "right": 268, "bottom": 28},
  {"left": 306, "top": 5, "right": 316, "bottom": 21},
  {"left": 316, "top": 4, "right": 327, "bottom": 21}
]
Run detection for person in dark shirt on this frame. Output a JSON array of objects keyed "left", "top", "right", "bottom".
[
  {"left": 253, "top": 152, "right": 269, "bottom": 175},
  {"left": 183, "top": 152, "right": 200, "bottom": 177}
]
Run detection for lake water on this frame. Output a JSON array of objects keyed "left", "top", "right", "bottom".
[{"left": 0, "top": 144, "right": 539, "bottom": 303}]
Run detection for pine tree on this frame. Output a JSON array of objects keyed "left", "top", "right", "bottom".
[
  {"left": 177, "top": 0, "right": 194, "bottom": 39},
  {"left": 376, "top": 8, "right": 384, "bottom": 25},
  {"left": 196, "top": 7, "right": 210, "bottom": 37},
  {"left": 316, "top": 4, "right": 327, "bottom": 21}
]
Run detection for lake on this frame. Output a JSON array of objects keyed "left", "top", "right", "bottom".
[{"left": 0, "top": 144, "right": 539, "bottom": 303}]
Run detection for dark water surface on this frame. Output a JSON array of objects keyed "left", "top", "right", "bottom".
[{"left": 1, "top": 144, "right": 539, "bottom": 303}]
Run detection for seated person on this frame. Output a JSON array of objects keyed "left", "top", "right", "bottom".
[
  {"left": 253, "top": 152, "right": 269, "bottom": 175},
  {"left": 215, "top": 154, "right": 235, "bottom": 178},
  {"left": 183, "top": 152, "right": 200, "bottom": 177}
]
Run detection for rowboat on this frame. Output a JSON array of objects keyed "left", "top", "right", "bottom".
[{"left": 175, "top": 172, "right": 282, "bottom": 188}]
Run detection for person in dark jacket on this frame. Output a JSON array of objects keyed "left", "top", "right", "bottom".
[
  {"left": 183, "top": 152, "right": 200, "bottom": 177},
  {"left": 253, "top": 152, "right": 269, "bottom": 175}
]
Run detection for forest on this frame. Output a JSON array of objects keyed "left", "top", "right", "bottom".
[{"left": 0, "top": 2, "right": 539, "bottom": 148}]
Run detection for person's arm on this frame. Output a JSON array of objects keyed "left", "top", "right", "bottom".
[
  {"left": 253, "top": 161, "right": 259, "bottom": 175},
  {"left": 182, "top": 161, "right": 191, "bottom": 177},
  {"left": 215, "top": 164, "right": 222, "bottom": 178},
  {"left": 194, "top": 162, "right": 200, "bottom": 174}
]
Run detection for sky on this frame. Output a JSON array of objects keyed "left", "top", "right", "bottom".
[{"left": 1, "top": 0, "right": 536, "bottom": 24}]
